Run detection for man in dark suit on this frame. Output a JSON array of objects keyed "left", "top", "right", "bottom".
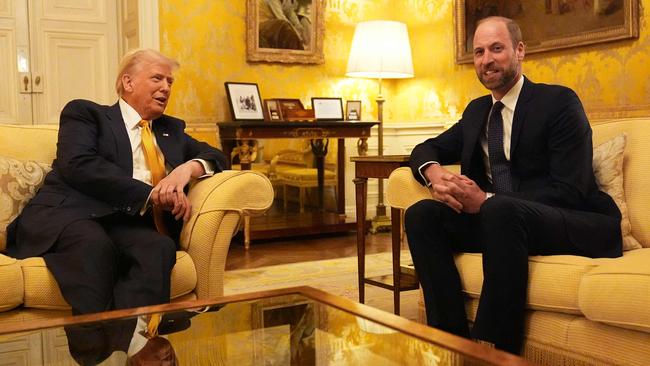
[
  {"left": 406, "top": 17, "right": 622, "bottom": 354},
  {"left": 6, "top": 49, "right": 226, "bottom": 362}
]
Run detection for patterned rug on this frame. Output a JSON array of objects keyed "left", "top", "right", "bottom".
[{"left": 224, "top": 251, "right": 422, "bottom": 323}]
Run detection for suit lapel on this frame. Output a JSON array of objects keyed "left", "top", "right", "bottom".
[
  {"left": 106, "top": 103, "right": 134, "bottom": 174},
  {"left": 510, "top": 77, "right": 534, "bottom": 157},
  {"left": 152, "top": 116, "right": 181, "bottom": 168},
  {"left": 464, "top": 96, "right": 492, "bottom": 163}
]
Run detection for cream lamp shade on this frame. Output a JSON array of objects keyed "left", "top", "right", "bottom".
[{"left": 346, "top": 20, "right": 414, "bottom": 80}]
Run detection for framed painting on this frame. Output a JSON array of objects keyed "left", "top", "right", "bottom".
[
  {"left": 247, "top": 0, "right": 325, "bottom": 64},
  {"left": 454, "top": 0, "right": 639, "bottom": 64}
]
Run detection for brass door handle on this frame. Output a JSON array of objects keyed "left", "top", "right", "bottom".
[{"left": 23, "top": 75, "right": 29, "bottom": 91}]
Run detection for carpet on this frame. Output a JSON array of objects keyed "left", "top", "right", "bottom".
[{"left": 224, "top": 250, "right": 422, "bottom": 323}]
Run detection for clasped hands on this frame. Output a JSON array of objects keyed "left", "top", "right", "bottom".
[
  {"left": 150, "top": 161, "right": 205, "bottom": 221},
  {"left": 424, "top": 164, "right": 487, "bottom": 214}
]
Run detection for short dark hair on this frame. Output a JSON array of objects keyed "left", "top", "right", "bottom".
[{"left": 476, "top": 16, "right": 523, "bottom": 48}]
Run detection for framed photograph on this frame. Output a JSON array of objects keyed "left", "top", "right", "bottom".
[
  {"left": 312, "top": 98, "right": 343, "bottom": 120},
  {"left": 246, "top": 0, "right": 325, "bottom": 64},
  {"left": 454, "top": 0, "right": 639, "bottom": 64},
  {"left": 264, "top": 99, "right": 282, "bottom": 121},
  {"left": 346, "top": 100, "right": 361, "bottom": 121},
  {"left": 225, "top": 82, "right": 265, "bottom": 121}
]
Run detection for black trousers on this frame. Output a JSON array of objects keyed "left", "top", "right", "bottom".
[
  {"left": 405, "top": 195, "right": 614, "bottom": 354},
  {"left": 43, "top": 213, "right": 177, "bottom": 363},
  {"left": 44, "top": 212, "right": 177, "bottom": 314}
]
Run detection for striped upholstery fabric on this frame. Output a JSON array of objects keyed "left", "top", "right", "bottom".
[{"left": 20, "top": 251, "right": 198, "bottom": 310}]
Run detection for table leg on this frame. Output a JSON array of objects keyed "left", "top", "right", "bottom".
[
  {"left": 310, "top": 139, "right": 329, "bottom": 211},
  {"left": 337, "top": 139, "right": 346, "bottom": 217},
  {"left": 391, "top": 206, "right": 402, "bottom": 315},
  {"left": 354, "top": 177, "right": 368, "bottom": 304}
]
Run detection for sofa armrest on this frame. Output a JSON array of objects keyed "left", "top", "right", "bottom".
[
  {"left": 180, "top": 170, "right": 274, "bottom": 299},
  {"left": 386, "top": 167, "right": 432, "bottom": 210}
]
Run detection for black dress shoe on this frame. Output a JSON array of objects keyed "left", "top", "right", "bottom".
[
  {"left": 128, "top": 336, "right": 178, "bottom": 365},
  {"left": 157, "top": 305, "right": 224, "bottom": 335}
]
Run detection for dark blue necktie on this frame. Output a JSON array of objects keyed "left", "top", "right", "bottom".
[{"left": 487, "top": 101, "right": 512, "bottom": 192}]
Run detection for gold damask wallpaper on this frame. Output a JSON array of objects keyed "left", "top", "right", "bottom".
[{"left": 160, "top": 0, "right": 649, "bottom": 134}]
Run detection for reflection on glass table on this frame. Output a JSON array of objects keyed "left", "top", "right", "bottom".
[{"left": 0, "top": 287, "right": 533, "bottom": 365}]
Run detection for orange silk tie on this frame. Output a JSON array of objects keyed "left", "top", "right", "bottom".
[{"left": 139, "top": 120, "right": 168, "bottom": 236}]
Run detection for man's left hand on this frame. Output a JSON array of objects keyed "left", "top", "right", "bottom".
[
  {"left": 151, "top": 161, "right": 204, "bottom": 221},
  {"left": 439, "top": 174, "right": 487, "bottom": 213}
]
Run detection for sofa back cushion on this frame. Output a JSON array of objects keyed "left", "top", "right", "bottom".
[
  {"left": 592, "top": 118, "right": 650, "bottom": 248},
  {"left": 0, "top": 156, "right": 51, "bottom": 251},
  {"left": 0, "top": 124, "right": 58, "bottom": 164}
]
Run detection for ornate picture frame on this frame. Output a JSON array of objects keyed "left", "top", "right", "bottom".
[
  {"left": 454, "top": 0, "right": 639, "bottom": 64},
  {"left": 247, "top": 0, "right": 325, "bottom": 64}
]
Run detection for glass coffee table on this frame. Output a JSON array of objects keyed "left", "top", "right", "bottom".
[{"left": 0, "top": 286, "right": 533, "bottom": 365}]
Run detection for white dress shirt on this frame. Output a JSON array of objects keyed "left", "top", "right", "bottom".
[
  {"left": 118, "top": 99, "right": 213, "bottom": 214},
  {"left": 418, "top": 76, "right": 524, "bottom": 192}
]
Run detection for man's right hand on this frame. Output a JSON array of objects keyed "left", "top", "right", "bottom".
[{"left": 424, "top": 164, "right": 464, "bottom": 213}]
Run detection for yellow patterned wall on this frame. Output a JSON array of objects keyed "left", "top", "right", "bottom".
[
  {"left": 159, "top": 1, "right": 394, "bottom": 139},
  {"left": 160, "top": 0, "right": 650, "bottom": 134},
  {"left": 394, "top": 0, "right": 650, "bottom": 123}
]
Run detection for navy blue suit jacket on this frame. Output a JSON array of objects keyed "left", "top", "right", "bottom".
[
  {"left": 7, "top": 99, "right": 227, "bottom": 258},
  {"left": 409, "top": 78, "right": 621, "bottom": 258}
]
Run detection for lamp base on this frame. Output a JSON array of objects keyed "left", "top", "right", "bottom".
[{"left": 369, "top": 215, "right": 392, "bottom": 234}]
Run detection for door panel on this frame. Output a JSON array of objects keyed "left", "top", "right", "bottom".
[
  {"left": 0, "top": 29, "right": 18, "bottom": 123},
  {"left": 38, "top": 31, "right": 111, "bottom": 124},
  {"left": 30, "top": 0, "right": 118, "bottom": 124}
]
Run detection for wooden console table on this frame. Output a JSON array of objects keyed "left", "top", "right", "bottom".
[
  {"left": 219, "top": 121, "right": 378, "bottom": 246},
  {"left": 351, "top": 155, "right": 419, "bottom": 315}
]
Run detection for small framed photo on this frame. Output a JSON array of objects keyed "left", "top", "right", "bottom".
[
  {"left": 224, "top": 82, "right": 264, "bottom": 121},
  {"left": 264, "top": 99, "right": 282, "bottom": 121},
  {"left": 311, "top": 97, "right": 344, "bottom": 120},
  {"left": 346, "top": 100, "right": 362, "bottom": 121}
]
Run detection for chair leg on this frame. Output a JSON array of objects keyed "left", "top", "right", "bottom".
[
  {"left": 283, "top": 185, "right": 288, "bottom": 212},
  {"left": 299, "top": 187, "right": 305, "bottom": 213},
  {"left": 244, "top": 215, "right": 251, "bottom": 250}
]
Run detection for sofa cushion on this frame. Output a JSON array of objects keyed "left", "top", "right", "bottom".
[
  {"left": 592, "top": 134, "right": 641, "bottom": 251},
  {"left": 0, "top": 254, "right": 23, "bottom": 311},
  {"left": 456, "top": 252, "right": 610, "bottom": 314},
  {"left": 21, "top": 251, "right": 197, "bottom": 310},
  {"left": 0, "top": 155, "right": 51, "bottom": 252},
  {"left": 579, "top": 248, "right": 650, "bottom": 333}
]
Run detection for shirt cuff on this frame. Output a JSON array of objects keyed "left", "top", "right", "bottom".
[
  {"left": 418, "top": 161, "right": 440, "bottom": 187},
  {"left": 140, "top": 190, "right": 153, "bottom": 216},
  {"left": 485, "top": 192, "right": 494, "bottom": 200},
  {"left": 192, "top": 159, "right": 215, "bottom": 178}
]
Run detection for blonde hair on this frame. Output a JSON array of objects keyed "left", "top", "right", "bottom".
[{"left": 115, "top": 49, "right": 180, "bottom": 96}]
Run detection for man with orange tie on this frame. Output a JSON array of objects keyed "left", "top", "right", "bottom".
[{"left": 6, "top": 49, "right": 226, "bottom": 344}]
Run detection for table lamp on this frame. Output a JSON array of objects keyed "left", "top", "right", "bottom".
[{"left": 346, "top": 20, "right": 414, "bottom": 232}]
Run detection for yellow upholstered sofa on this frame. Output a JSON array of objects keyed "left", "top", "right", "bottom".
[
  {"left": 386, "top": 118, "right": 650, "bottom": 366},
  {"left": 0, "top": 123, "right": 274, "bottom": 326}
]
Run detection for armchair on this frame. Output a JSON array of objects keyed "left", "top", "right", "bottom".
[{"left": 0, "top": 123, "right": 274, "bottom": 326}]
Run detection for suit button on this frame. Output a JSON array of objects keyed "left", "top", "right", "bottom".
[
  {"left": 89, "top": 213, "right": 97, "bottom": 218},
  {"left": 126, "top": 206, "right": 132, "bottom": 212}
]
